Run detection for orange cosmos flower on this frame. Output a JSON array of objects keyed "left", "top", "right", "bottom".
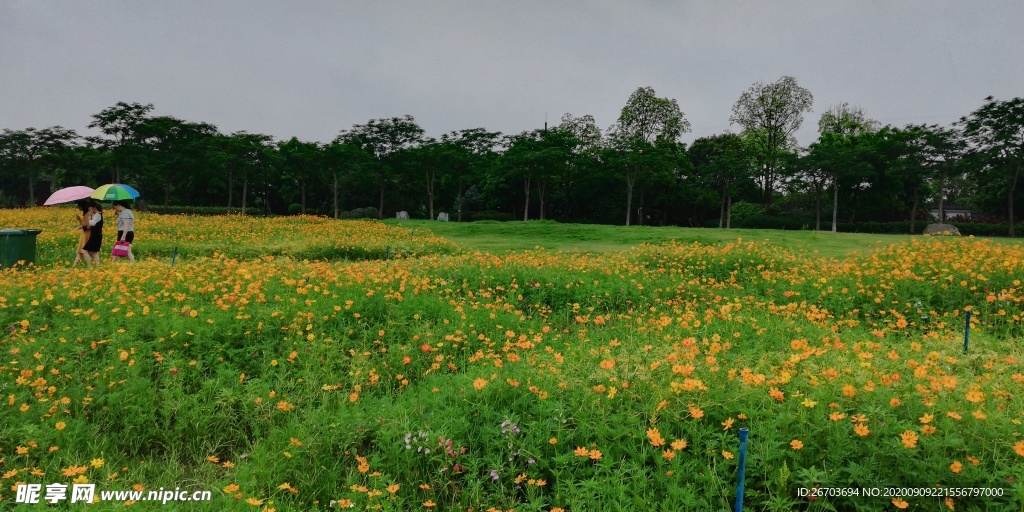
[
  {"left": 768, "top": 387, "right": 784, "bottom": 401},
  {"left": 661, "top": 449, "right": 675, "bottom": 461},
  {"left": 671, "top": 439, "right": 687, "bottom": 450},
  {"left": 892, "top": 498, "right": 909, "bottom": 509},
  {"left": 599, "top": 359, "right": 615, "bottom": 370},
  {"left": 920, "top": 425, "right": 936, "bottom": 435},
  {"left": 1014, "top": 440, "right": 1024, "bottom": 457},
  {"left": 947, "top": 411, "right": 962, "bottom": 420},
  {"left": 574, "top": 447, "right": 590, "bottom": 457},
  {"left": 722, "top": 450, "right": 735, "bottom": 460},
  {"left": 790, "top": 440, "right": 803, "bottom": 450},
  {"left": 854, "top": 424, "right": 870, "bottom": 437},
  {"left": 950, "top": 461, "right": 963, "bottom": 473},
  {"left": 722, "top": 418, "right": 734, "bottom": 430},
  {"left": 944, "top": 497, "right": 954, "bottom": 510},
  {"left": 689, "top": 406, "right": 704, "bottom": 419},
  {"left": 829, "top": 412, "right": 847, "bottom": 422},
  {"left": 965, "top": 389, "right": 985, "bottom": 403},
  {"left": 900, "top": 430, "right": 918, "bottom": 449},
  {"left": 473, "top": 378, "right": 488, "bottom": 390},
  {"left": 646, "top": 428, "right": 665, "bottom": 447},
  {"left": 889, "top": 398, "right": 901, "bottom": 407},
  {"left": 841, "top": 384, "right": 856, "bottom": 397},
  {"left": 589, "top": 450, "right": 603, "bottom": 460},
  {"left": 919, "top": 413, "right": 934, "bottom": 424}
]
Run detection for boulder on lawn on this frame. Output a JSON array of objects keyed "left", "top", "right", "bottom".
[{"left": 923, "top": 223, "right": 960, "bottom": 236}]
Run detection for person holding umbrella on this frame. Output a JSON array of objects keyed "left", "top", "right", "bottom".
[
  {"left": 111, "top": 200, "right": 136, "bottom": 263},
  {"left": 78, "top": 201, "right": 104, "bottom": 267},
  {"left": 67, "top": 200, "right": 91, "bottom": 270}
]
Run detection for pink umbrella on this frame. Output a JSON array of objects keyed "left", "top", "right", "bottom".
[{"left": 44, "top": 186, "right": 95, "bottom": 205}]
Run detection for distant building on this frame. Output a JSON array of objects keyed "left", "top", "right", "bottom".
[{"left": 928, "top": 203, "right": 973, "bottom": 221}]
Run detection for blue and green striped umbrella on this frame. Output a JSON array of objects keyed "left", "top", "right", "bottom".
[{"left": 91, "top": 184, "right": 140, "bottom": 201}]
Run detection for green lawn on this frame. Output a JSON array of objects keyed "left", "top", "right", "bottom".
[{"left": 384, "top": 219, "right": 933, "bottom": 258}]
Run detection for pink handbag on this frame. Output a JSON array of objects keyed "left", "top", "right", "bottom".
[{"left": 112, "top": 241, "right": 130, "bottom": 257}]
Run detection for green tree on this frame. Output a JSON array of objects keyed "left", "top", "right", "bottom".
[
  {"left": 441, "top": 128, "right": 501, "bottom": 222},
  {"left": 730, "top": 76, "right": 813, "bottom": 210},
  {"left": 814, "top": 103, "right": 879, "bottom": 231},
  {"left": 611, "top": 86, "right": 690, "bottom": 225},
  {"left": 689, "top": 133, "right": 754, "bottom": 228},
  {"left": 0, "top": 127, "right": 80, "bottom": 205},
  {"left": 959, "top": 96, "right": 1024, "bottom": 237},
  {"left": 278, "top": 137, "right": 321, "bottom": 214},
  {"left": 88, "top": 102, "right": 154, "bottom": 184},
  {"left": 337, "top": 116, "right": 424, "bottom": 219}
]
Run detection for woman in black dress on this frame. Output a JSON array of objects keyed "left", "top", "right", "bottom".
[{"left": 80, "top": 202, "right": 104, "bottom": 266}]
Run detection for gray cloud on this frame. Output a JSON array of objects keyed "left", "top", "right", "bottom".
[{"left": 2, "top": 1, "right": 1022, "bottom": 147}]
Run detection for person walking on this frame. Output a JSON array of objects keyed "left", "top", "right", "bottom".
[
  {"left": 68, "top": 201, "right": 91, "bottom": 271},
  {"left": 111, "top": 200, "right": 136, "bottom": 263},
  {"left": 79, "top": 202, "right": 104, "bottom": 267}
]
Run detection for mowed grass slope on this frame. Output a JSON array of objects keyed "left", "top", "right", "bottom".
[
  {"left": 1, "top": 208, "right": 1023, "bottom": 511},
  {"left": 387, "top": 219, "right": 936, "bottom": 258}
]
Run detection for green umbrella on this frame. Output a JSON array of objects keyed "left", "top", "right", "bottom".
[{"left": 91, "top": 184, "right": 139, "bottom": 201}]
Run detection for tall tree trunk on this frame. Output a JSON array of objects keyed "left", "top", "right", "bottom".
[
  {"left": 813, "top": 180, "right": 821, "bottom": 231},
  {"left": 242, "top": 174, "right": 248, "bottom": 215},
  {"left": 228, "top": 168, "right": 234, "bottom": 212},
  {"left": 831, "top": 173, "right": 839, "bottom": 233},
  {"left": 637, "top": 187, "right": 645, "bottom": 226},
  {"left": 523, "top": 174, "right": 531, "bottom": 221},
  {"left": 27, "top": 164, "right": 36, "bottom": 206},
  {"left": 537, "top": 180, "right": 546, "bottom": 220},
  {"left": 300, "top": 178, "right": 306, "bottom": 214},
  {"left": 726, "top": 193, "right": 732, "bottom": 229},
  {"left": 332, "top": 170, "right": 338, "bottom": 219},
  {"left": 1008, "top": 164, "right": 1019, "bottom": 237},
  {"left": 457, "top": 180, "right": 465, "bottom": 222},
  {"left": 718, "top": 185, "right": 726, "bottom": 228},
  {"left": 378, "top": 176, "right": 385, "bottom": 219},
  {"left": 625, "top": 168, "right": 635, "bottom": 226},
  {"left": 426, "top": 168, "right": 435, "bottom": 221},
  {"left": 909, "top": 186, "right": 919, "bottom": 234},
  {"left": 164, "top": 181, "right": 171, "bottom": 207}
]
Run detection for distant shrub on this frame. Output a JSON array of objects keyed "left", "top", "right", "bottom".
[
  {"left": 364, "top": 206, "right": 379, "bottom": 219},
  {"left": 288, "top": 204, "right": 303, "bottom": 215}
]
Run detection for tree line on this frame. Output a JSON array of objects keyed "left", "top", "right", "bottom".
[{"left": 2, "top": 77, "right": 1022, "bottom": 236}]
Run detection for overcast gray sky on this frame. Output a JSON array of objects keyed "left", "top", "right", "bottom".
[{"left": 2, "top": 1, "right": 1022, "bottom": 147}]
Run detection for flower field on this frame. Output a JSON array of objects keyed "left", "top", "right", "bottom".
[{"left": 1, "top": 208, "right": 1023, "bottom": 511}]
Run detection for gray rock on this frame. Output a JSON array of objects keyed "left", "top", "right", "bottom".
[{"left": 923, "top": 223, "right": 960, "bottom": 236}]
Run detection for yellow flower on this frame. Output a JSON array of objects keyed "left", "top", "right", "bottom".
[
  {"left": 646, "top": 427, "right": 665, "bottom": 447},
  {"left": 722, "top": 450, "right": 735, "bottom": 460},
  {"left": 90, "top": 458, "right": 104, "bottom": 468},
  {"left": 55, "top": 421, "right": 67, "bottom": 430},
  {"left": 224, "top": 484, "right": 240, "bottom": 493},
  {"left": 721, "top": 418, "right": 734, "bottom": 430},
  {"left": 900, "top": 430, "right": 918, "bottom": 449}
]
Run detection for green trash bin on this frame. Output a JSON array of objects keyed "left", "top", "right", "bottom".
[{"left": 0, "top": 228, "right": 43, "bottom": 269}]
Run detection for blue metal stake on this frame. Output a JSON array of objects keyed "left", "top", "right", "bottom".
[
  {"left": 735, "top": 428, "right": 749, "bottom": 512},
  {"left": 171, "top": 247, "right": 178, "bottom": 267},
  {"left": 963, "top": 310, "right": 971, "bottom": 354}
]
